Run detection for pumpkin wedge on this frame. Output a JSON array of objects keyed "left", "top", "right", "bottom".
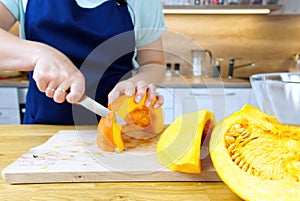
[
  {"left": 210, "top": 104, "right": 300, "bottom": 201},
  {"left": 156, "top": 110, "right": 215, "bottom": 173},
  {"left": 97, "top": 94, "right": 164, "bottom": 152}
]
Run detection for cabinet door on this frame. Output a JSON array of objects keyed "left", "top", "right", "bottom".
[
  {"left": 223, "top": 88, "right": 252, "bottom": 118},
  {"left": 272, "top": 0, "right": 300, "bottom": 14},
  {"left": 0, "top": 87, "right": 19, "bottom": 108},
  {"left": 174, "top": 88, "right": 252, "bottom": 122},
  {"left": 157, "top": 88, "right": 175, "bottom": 124},
  {"left": 0, "top": 87, "right": 20, "bottom": 124},
  {"left": 0, "top": 109, "right": 20, "bottom": 124}
]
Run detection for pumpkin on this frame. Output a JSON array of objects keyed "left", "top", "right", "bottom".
[
  {"left": 97, "top": 94, "right": 164, "bottom": 153},
  {"left": 156, "top": 110, "right": 215, "bottom": 173},
  {"left": 209, "top": 104, "right": 300, "bottom": 201}
]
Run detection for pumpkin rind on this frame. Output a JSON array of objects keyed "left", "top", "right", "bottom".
[
  {"left": 97, "top": 94, "right": 164, "bottom": 152},
  {"left": 209, "top": 104, "right": 300, "bottom": 201},
  {"left": 156, "top": 110, "right": 215, "bottom": 173}
]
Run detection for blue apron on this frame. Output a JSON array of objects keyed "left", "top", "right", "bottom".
[{"left": 24, "top": 0, "right": 135, "bottom": 125}]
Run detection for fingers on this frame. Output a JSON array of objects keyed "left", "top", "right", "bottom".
[
  {"left": 134, "top": 80, "right": 148, "bottom": 104},
  {"left": 108, "top": 81, "right": 134, "bottom": 105},
  {"left": 66, "top": 72, "right": 85, "bottom": 104},
  {"left": 45, "top": 85, "right": 56, "bottom": 98},
  {"left": 52, "top": 71, "right": 85, "bottom": 104},
  {"left": 142, "top": 83, "right": 164, "bottom": 109},
  {"left": 32, "top": 70, "right": 51, "bottom": 92},
  {"left": 29, "top": 44, "right": 87, "bottom": 104},
  {"left": 35, "top": 70, "right": 84, "bottom": 104},
  {"left": 109, "top": 80, "right": 164, "bottom": 108},
  {"left": 153, "top": 94, "right": 164, "bottom": 109}
]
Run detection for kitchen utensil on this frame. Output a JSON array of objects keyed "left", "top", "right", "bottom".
[
  {"left": 294, "top": 53, "right": 300, "bottom": 69},
  {"left": 191, "top": 49, "right": 213, "bottom": 77},
  {"left": 2, "top": 130, "right": 220, "bottom": 184},
  {"left": 79, "top": 95, "right": 126, "bottom": 124},
  {"left": 250, "top": 72, "right": 300, "bottom": 125}
]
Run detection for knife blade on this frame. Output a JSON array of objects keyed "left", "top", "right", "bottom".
[{"left": 78, "top": 95, "right": 126, "bottom": 125}]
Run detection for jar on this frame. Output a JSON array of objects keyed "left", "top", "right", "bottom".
[
  {"left": 212, "top": 0, "right": 219, "bottom": 5},
  {"left": 251, "top": 0, "right": 262, "bottom": 4},
  {"left": 240, "top": 0, "right": 250, "bottom": 4},
  {"left": 218, "top": 0, "right": 224, "bottom": 5},
  {"left": 266, "top": 0, "right": 278, "bottom": 4},
  {"left": 194, "top": 0, "right": 201, "bottom": 5},
  {"left": 203, "top": 0, "right": 211, "bottom": 5},
  {"left": 227, "top": 0, "right": 238, "bottom": 5}
]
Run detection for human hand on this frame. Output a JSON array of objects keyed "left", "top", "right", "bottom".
[
  {"left": 32, "top": 44, "right": 85, "bottom": 104},
  {"left": 108, "top": 80, "right": 164, "bottom": 108}
]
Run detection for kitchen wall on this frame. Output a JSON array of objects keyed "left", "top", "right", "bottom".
[
  {"left": 9, "top": 13, "right": 300, "bottom": 79},
  {"left": 162, "top": 14, "right": 300, "bottom": 78}
]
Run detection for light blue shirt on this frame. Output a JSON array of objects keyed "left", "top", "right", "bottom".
[{"left": 0, "top": 0, "right": 166, "bottom": 48}]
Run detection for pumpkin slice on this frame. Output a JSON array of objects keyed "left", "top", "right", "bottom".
[
  {"left": 97, "top": 111, "right": 124, "bottom": 152},
  {"left": 156, "top": 110, "right": 215, "bottom": 173},
  {"left": 210, "top": 104, "right": 300, "bottom": 201},
  {"left": 97, "top": 94, "right": 164, "bottom": 152}
]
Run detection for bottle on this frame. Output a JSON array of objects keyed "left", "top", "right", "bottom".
[
  {"left": 165, "top": 63, "right": 172, "bottom": 77},
  {"left": 174, "top": 63, "right": 180, "bottom": 76}
]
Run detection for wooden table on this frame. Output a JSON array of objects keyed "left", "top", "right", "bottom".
[{"left": 0, "top": 125, "right": 242, "bottom": 201}]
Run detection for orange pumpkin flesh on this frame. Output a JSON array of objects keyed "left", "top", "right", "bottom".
[
  {"left": 97, "top": 111, "right": 123, "bottom": 152},
  {"left": 97, "top": 94, "right": 164, "bottom": 152},
  {"left": 210, "top": 104, "right": 300, "bottom": 201},
  {"left": 156, "top": 110, "right": 215, "bottom": 173}
]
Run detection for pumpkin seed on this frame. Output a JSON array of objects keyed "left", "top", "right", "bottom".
[
  {"left": 227, "top": 143, "right": 236, "bottom": 153},
  {"left": 225, "top": 135, "right": 235, "bottom": 144}
]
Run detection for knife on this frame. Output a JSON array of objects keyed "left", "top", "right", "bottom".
[{"left": 78, "top": 95, "right": 126, "bottom": 125}]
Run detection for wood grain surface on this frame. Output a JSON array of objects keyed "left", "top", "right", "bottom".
[
  {"left": 163, "top": 15, "right": 300, "bottom": 78},
  {"left": 0, "top": 125, "right": 243, "bottom": 201}
]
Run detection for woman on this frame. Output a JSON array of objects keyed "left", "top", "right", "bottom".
[{"left": 0, "top": 0, "right": 166, "bottom": 124}]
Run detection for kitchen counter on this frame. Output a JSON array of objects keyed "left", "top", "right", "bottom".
[
  {"left": 0, "top": 125, "right": 242, "bottom": 201},
  {"left": 0, "top": 75, "right": 251, "bottom": 88},
  {"left": 0, "top": 76, "right": 29, "bottom": 88},
  {"left": 162, "top": 76, "right": 251, "bottom": 88}
]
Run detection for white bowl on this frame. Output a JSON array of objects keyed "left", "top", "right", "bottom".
[{"left": 250, "top": 72, "right": 300, "bottom": 125}]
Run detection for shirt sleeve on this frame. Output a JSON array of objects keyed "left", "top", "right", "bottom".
[
  {"left": 129, "top": 0, "right": 167, "bottom": 48},
  {"left": 0, "top": 0, "right": 19, "bottom": 20}
]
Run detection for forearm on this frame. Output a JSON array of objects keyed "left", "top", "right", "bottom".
[
  {"left": 131, "top": 37, "right": 166, "bottom": 86},
  {"left": 0, "top": 28, "right": 38, "bottom": 71},
  {"left": 131, "top": 64, "right": 166, "bottom": 86}
]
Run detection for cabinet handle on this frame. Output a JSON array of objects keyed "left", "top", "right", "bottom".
[{"left": 189, "top": 92, "right": 236, "bottom": 96}]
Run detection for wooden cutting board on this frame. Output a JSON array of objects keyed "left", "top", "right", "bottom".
[{"left": 2, "top": 130, "right": 220, "bottom": 184}]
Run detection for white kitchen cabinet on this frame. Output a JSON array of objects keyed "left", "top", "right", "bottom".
[
  {"left": 157, "top": 87, "right": 175, "bottom": 124},
  {"left": 173, "top": 88, "right": 255, "bottom": 123},
  {"left": 0, "top": 87, "right": 20, "bottom": 124},
  {"left": 272, "top": 0, "right": 300, "bottom": 14}
]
